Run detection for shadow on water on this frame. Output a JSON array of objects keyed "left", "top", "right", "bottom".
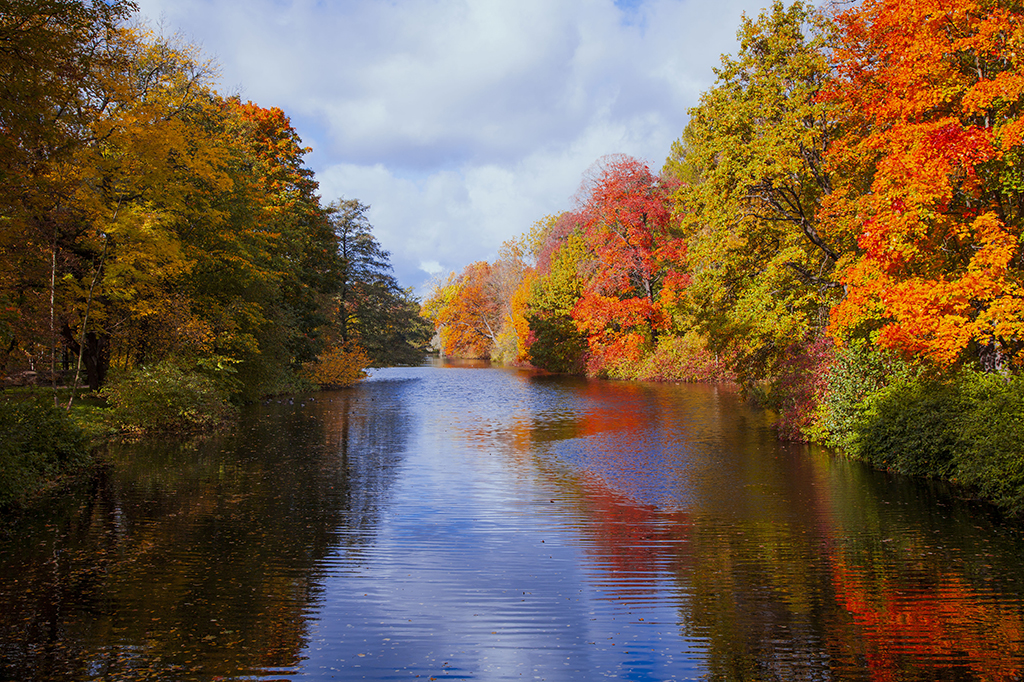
[{"left": 0, "top": 380, "right": 416, "bottom": 681}]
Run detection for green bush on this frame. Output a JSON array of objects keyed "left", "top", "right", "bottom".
[
  {"left": 101, "top": 361, "right": 235, "bottom": 433},
  {"left": 812, "top": 342, "right": 920, "bottom": 452},
  {"left": 952, "top": 371, "right": 1024, "bottom": 515},
  {"left": 0, "top": 398, "right": 89, "bottom": 506},
  {"left": 818, "top": 362, "right": 1024, "bottom": 516},
  {"left": 854, "top": 376, "right": 959, "bottom": 477},
  {"left": 526, "top": 314, "right": 588, "bottom": 374}
]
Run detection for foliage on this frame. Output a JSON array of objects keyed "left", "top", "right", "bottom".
[
  {"left": 667, "top": 0, "right": 845, "bottom": 389},
  {"left": 326, "top": 199, "right": 431, "bottom": 366},
  {"left": 770, "top": 335, "right": 835, "bottom": 441},
  {"left": 625, "top": 332, "right": 735, "bottom": 383},
  {"left": 824, "top": 0, "right": 1024, "bottom": 369},
  {"left": 301, "top": 342, "right": 371, "bottom": 389},
  {"left": 808, "top": 342, "right": 921, "bottom": 451},
  {"left": 953, "top": 372, "right": 1024, "bottom": 514},
  {"left": 853, "top": 376, "right": 961, "bottom": 478},
  {"left": 425, "top": 262, "right": 502, "bottom": 359},
  {"left": 525, "top": 313, "right": 588, "bottom": 374},
  {"left": 825, "top": 369, "right": 1024, "bottom": 515},
  {"left": 525, "top": 216, "right": 589, "bottom": 372},
  {"left": 0, "top": 5, "right": 427, "bottom": 405},
  {"left": 100, "top": 361, "right": 235, "bottom": 433},
  {"left": 571, "top": 155, "right": 686, "bottom": 376},
  {"left": 0, "top": 398, "right": 90, "bottom": 506}
]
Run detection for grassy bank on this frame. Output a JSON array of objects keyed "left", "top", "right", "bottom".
[{"left": 1, "top": 363, "right": 240, "bottom": 508}]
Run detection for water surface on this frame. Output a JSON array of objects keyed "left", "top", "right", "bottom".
[{"left": 3, "top": 362, "right": 1024, "bottom": 680}]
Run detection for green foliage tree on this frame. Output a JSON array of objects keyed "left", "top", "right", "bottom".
[
  {"left": 666, "top": 0, "right": 846, "bottom": 388},
  {"left": 327, "top": 199, "right": 430, "bottom": 366},
  {"left": 524, "top": 214, "right": 589, "bottom": 373}
]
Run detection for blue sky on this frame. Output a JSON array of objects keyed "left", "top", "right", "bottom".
[{"left": 132, "top": 0, "right": 782, "bottom": 295}]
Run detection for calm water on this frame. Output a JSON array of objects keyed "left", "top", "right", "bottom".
[{"left": 3, "top": 362, "right": 1024, "bottom": 681}]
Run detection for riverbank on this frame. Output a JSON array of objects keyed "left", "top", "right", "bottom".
[
  {"left": 0, "top": 396, "right": 95, "bottom": 509},
  {"left": 813, "top": 368, "right": 1024, "bottom": 519}
]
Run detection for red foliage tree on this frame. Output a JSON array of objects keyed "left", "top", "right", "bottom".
[{"left": 570, "top": 155, "right": 688, "bottom": 375}]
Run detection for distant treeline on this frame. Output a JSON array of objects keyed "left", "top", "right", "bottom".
[{"left": 425, "top": 0, "right": 1024, "bottom": 515}]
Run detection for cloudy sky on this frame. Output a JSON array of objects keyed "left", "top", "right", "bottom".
[{"left": 132, "top": 0, "right": 780, "bottom": 295}]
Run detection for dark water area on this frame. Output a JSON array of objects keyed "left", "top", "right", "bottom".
[{"left": 3, "top": 361, "right": 1024, "bottom": 681}]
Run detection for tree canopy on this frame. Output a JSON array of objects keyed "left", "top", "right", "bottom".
[{"left": 0, "top": 2, "right": 430, "bottom": 402}]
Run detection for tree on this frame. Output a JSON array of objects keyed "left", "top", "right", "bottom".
[
  {"left": 666, "top": 0, "right": 845, "bottom": 387},
  {"left": 570, "top": 155, "right": 685, "bottom": 376},
  {"left": 426, "top": 261, "right": 502, "bottom": 359},
  {"left": 524, "top": 213, "right": 589, "bottom": 372},
  {"left": 326, "top": 199, "right": 429, "bottom": 366},
  {"left": 0, "top": 0, "right": 137, "bottom": 390},
  {"left": 824, "top": 0, "right": 1024, "bottom": 371}
]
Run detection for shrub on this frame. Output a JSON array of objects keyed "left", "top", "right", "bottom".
[
  {"left": 952, "top": 371, "right": 1024, "bottom": 515},
  {"left": 0, "top": 398, "right": 89, "bottom": 506},
  {"left": 774, "top": 335, "right": 834, "bottom": 441},
  {"left": 630, "top": 332, "right": 736, "bottom": 383},
  {"left": 853, "top": 376, "right": 959, "bottom": 477},
  {"left": 301, "top": 342, "right": 371, "bottom": 389},
  {"left": 810, "top": 342, "right": 920, "bottom": 452},
  {"left": 101, "top": 361, "right": 235, "bottom": 433},
  {"left": 525, "top": 314, "right": 588, "bottom": 374}
]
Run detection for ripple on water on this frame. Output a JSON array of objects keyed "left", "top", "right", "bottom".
[{"left": 3, "top": 365, "right": 1024, "bottom": 681}]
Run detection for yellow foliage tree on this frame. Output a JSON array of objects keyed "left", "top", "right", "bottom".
[{"left": 302, "top": 342, "right": 370, "bottom": 389}]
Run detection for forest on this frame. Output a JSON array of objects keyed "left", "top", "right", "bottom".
[
  {"left": 424, "top": 0, "right": 1024, "bottom": 515},
  {"left": 5, "top": 0, "right": 1024, "bottom": 516},
  {"left": 0, "top": 0, "right": 432, "bottom": 503}
]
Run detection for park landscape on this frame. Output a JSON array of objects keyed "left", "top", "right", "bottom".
[{"left": 4, "top": 0, "right": 1024, "bottom": 679}]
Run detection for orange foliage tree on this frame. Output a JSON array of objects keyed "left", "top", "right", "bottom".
[
  {"left": 824, "top": 0, "right": 1024, "bottom": 370},
  {"left": 301, "top": 342, "right": 370, "bottom": 389},
  {"left": 425, "top": 261, "right": 501, "bottom": 358}
]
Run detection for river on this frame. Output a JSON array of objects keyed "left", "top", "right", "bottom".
[{"left": 2, "top": 361, "right": 1024, "bottom": 681}]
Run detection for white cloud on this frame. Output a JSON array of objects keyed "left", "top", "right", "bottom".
[
  {"left": 419, "top": 260, "right": 445, "bottom": 276},
  {"left": 133, "top": 0, "right": 778, "bottom": 293}
]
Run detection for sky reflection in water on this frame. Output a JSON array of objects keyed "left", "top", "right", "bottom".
[{"left": 3, "top": 363, "right": 1024, "bottom": 680}]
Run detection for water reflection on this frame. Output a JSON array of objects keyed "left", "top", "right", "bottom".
[
  {"left": 2, "top": 365, "right": 1024, "bottom": 680},
  {"left": 0, "top": 383, "right": 412, "bottom": 681},
  {"left": 518, "top": 374, "right": 1024, "bottom": 679}
]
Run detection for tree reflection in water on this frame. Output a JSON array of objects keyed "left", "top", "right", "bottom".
[
  {"left": 3, "top": 366, "right": 1024, "bottom": 680},
  {"left": 0, "top": 380, "right": 412, "bottom": 681}
]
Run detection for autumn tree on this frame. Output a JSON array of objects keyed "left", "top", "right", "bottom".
[
  {"left": 66, "top": 29, "right": 226, "bottom": 394},
  {"left": 525, "top": 213, "right": 589, "bottom": 373},
  {"left": 570, "top": 155, "right": 686, "bottom": 377},
  {"left": 824, "top": 0, "right": 1024, "bottom": 371},
  {"left": 425, "top": 261, "right": 503, "bottom": 359},
  {"left": 0, "top": 0, "right": 137, "bottom": 387},
  {"left": 489, "top": 236, "right": 533, "bottom": 363},
  {"left": 666, "top": 0, "right": 845, "bottom": 388},
  {"left": 423, "top": 234, "right": 535, "bottom": 365}
]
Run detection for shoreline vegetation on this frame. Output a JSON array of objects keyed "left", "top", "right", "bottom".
[
  {"left": 422, "top": 0, "right": 1024, "bottom": 518},
  {"left": 5, "top": 0, "right": 1024, "bottom": 519},
  {"left": 0, "top": 1, "right": 430, "bottom": 508}
]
